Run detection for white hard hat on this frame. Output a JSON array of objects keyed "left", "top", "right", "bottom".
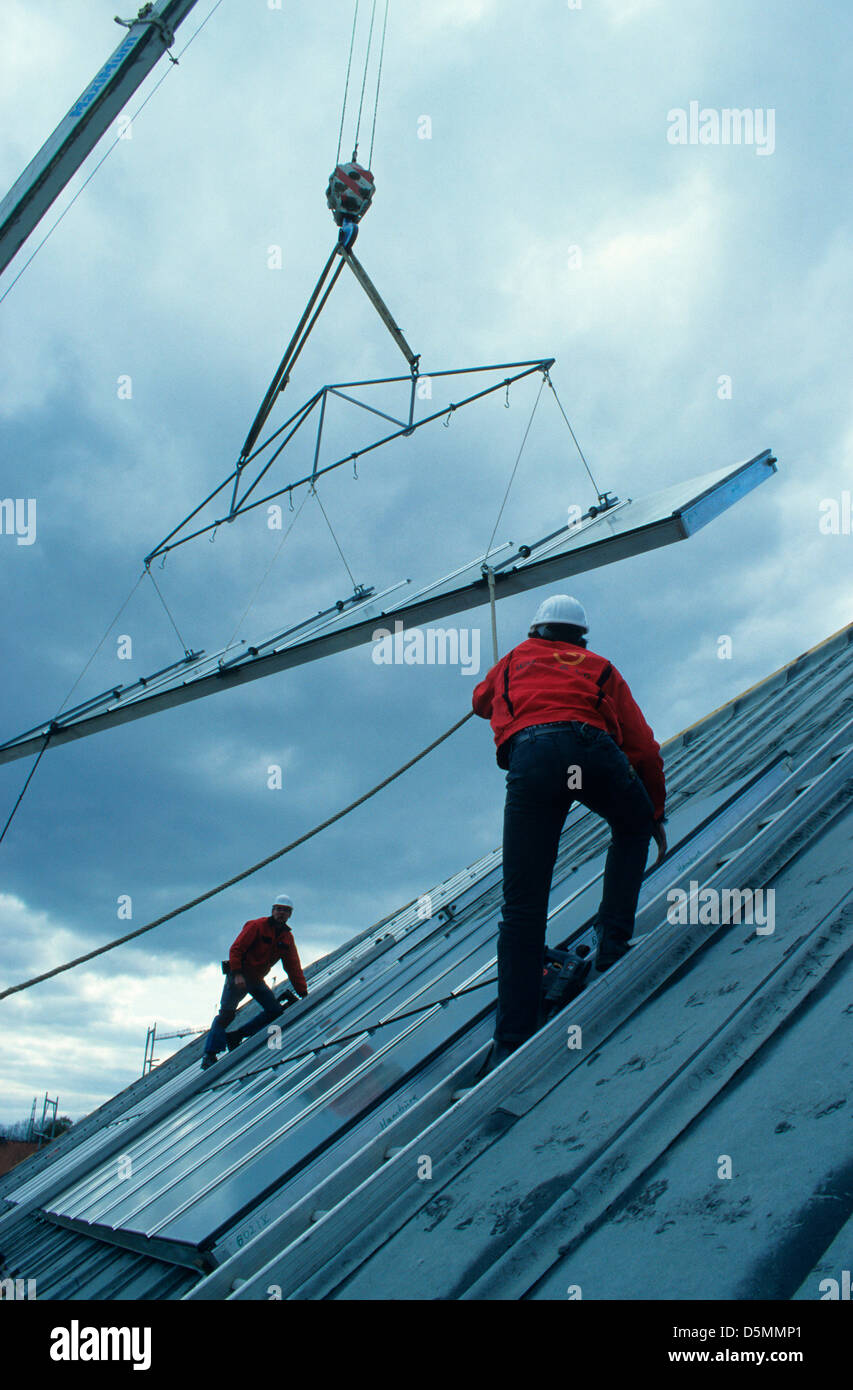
[
  {"left": 529, "top": 595, "right": 589, "bottom": 634},
  {"left": 273, "top": 894, "right": 293, "bottom": 908}
]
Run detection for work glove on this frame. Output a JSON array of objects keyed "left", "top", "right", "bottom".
[{"left": 652, "top": 820, "right": 667, "bottom": 865}]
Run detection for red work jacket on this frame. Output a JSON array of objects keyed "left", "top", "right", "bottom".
[
  {"left": 472, "top": 637, "right": 666, "bottom": 820},
  {"left": 228, "top": 917, "right": 308, "bottom": 995}
]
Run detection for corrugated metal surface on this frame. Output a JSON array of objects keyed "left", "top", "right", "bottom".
[
  {"left": 319, "top": 803, "right": 853, "bottom": 1300},
  {"left": 1, "top": 619, "right": 851, "bottom": 1299},
  {"left": 204, "top": 622, "right": 853, "bottom": 1299},
  {"left": 0, "top": 1213, "right": 198, "bottom": 1301},
  {"left": 8, "top": 765, "right": 755, "bottom": 1249}
]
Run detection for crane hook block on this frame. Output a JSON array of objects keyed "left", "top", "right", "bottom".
[{"left": 326, "top": 162, "right": 376, "bottom": 227}]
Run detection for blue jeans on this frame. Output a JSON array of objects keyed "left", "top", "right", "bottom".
[
  {"left": 203, "top": 973, "right": 284, "bottom": 1056},
  {"left": 495, "top": 721, "right": 656, "bottom": 1046}
]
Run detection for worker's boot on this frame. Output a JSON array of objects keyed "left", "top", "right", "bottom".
[
  {"left": 476, "top": 1039, "right": 517, "bottom": 1080},
  {"left": 200, "top": 1053, "right": 219, "bottom": 1071},
  {"left": 593, "top": 920, "right": 632, "bottom": 973}
]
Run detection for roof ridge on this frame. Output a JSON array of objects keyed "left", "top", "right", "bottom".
[{"left": 664, "top": 616, "right": 853, "bottom": 750}]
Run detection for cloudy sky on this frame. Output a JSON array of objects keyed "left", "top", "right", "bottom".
[{"left": 1, "top": 0, "right": 851, "bottom": 1125}]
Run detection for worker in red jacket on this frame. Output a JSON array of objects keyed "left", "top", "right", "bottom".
[
  {"left": 472, "top": 595, "right": 667, "bottom": 1072},
  {"left": 201, "top": 894, "right": 308, "bottom": 1069}
]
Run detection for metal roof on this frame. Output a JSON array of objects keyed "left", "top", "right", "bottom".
[{"left": 1, "top": 617, "right": 851, "bottom": 1300}]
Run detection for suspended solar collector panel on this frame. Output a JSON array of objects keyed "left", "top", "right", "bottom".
[{"left": 0, "top": 449, "right": 776, "bottom": 765}]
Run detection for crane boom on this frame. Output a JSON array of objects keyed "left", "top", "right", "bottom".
[{"left": 0, "top": 1, "right": 200, "bottom": 277}]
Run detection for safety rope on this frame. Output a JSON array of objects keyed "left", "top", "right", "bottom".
[
  {"left": 484, "top": 565, "right": 499, "bottom": 664},
  {"left": 212, "top": 974, "right": 498, "bottom": 1087},
  {"left": 0, "top": 709, "right": 475, "bottom": 1001}
]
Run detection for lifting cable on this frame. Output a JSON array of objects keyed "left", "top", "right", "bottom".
[
  {"left": 242, "top": 2, "right": 393, "bottom": 460},
  {"left": 483, "top": 372, "right": 547, "bottom": 559},
  {"left": 352, "top": 1, "right": 378, "bottom": 162},
  {"left": 225, "top": 487, "right": 312, "bottom": 650},
  {"left": 335, "top": 0, "right": 389, "bottom": 167},
  {"left": 0, "top": 708, "right": 474, "bottom": 1002},
  {"left": 545, "top": 370, "right": 606, "bottom": 502},
  {"left": 478, "top": 368, "right": 603, "bottom": 664},
  {"left": 1, "top": 563, "right": 194, "bottom": 847},
  {"left": 368, "top": 1, "right": 390, "bottom": 168},
  {"left": 483, "top": 371, "right": 607, "bottom": 568},
  {"left": 0, "top": 569, "right": 147, "bottom": 847},
  {"left": 0, "top": 732, "right": 53, "bottom": 849},
  {"left": 335, "top": 0, "right": 362, "bottom": 164},
  {"left": 144, "top": 565, "right": 192, "bottom": 657},
  {"left": 312, "top": 485, "right": 358, "bottom": 590}
]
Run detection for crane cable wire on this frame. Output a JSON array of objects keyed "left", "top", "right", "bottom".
[
  {"left": 336, "top": 0, "right": 389, "bottom": 166},
  {"left": 335, "top": 0, "right": 361, "bottom": 164},
  {"left": 367, "top": 0, "right": 390, "bottom": 167},
  {"left": 351, "top": 0, "right": 378, "bottom": 161}
]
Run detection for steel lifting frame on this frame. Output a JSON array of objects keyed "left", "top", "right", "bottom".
[{"left": 146, "top": 356, "right": 557, "bottom": 562}]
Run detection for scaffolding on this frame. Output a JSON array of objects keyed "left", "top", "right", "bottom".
[{"left": 143, "top": 1023, "right": 207, "bottom": 1076}]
